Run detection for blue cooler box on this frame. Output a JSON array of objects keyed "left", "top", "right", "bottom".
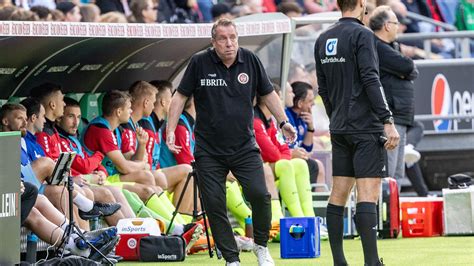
[{"left": 280, "top": 217, "right": 321, "bottom": 259}]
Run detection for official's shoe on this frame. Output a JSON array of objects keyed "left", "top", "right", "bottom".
[
  {"left": 79, "top": 202, "right": 121, "bottom": 220},
  {"left": 181, "top": 223, "right": 203, "bottom": 253},
  {"left": 253, "top": 244, "right": 274, "bottom": 266},
  {"left": 226, "top": 261, "right": 241, "bottom": 266}
]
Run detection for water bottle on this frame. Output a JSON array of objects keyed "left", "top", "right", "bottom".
[
  {"left": 245, "top": 216, "right": 253, "bottom": 239},
  {"left": 75, "top": 237, "right": 88, "bottom": 250},
  {"left": 25, "top": 233, "right": 38, "bottom": 263}
]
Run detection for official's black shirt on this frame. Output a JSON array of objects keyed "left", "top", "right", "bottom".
[
  {"left": 177, "top": 47, "right": 274, "bottom": 156},
  {"left": 314, "top": 17, "right": 392, "bottom": 134}
]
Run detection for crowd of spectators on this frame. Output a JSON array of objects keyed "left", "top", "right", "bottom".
[{"left": 0, "top": 0, "right": 471, "bottom": 33}]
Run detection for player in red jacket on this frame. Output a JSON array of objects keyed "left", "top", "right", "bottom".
[{"left": 254, "top": 84, "right": 315, "bottom": 218}]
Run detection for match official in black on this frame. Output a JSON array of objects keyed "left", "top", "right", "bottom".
[
  {"left": 314, "top": 0, "right": 400, "bottom": 265},
  {"left": 166, "top": 18, "right": 296, "bottom": 266}
]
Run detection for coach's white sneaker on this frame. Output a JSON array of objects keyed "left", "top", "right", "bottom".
[{"left": 253, "top": 244, "right": 274, "bottom": 266}]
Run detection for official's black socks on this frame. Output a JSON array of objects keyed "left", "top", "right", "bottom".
[
  {"left": 355, "top": 202, "right": 380, "bottom": 266},
  {"left": 327, "top": 203, "right": 348, "bottom": 266}
]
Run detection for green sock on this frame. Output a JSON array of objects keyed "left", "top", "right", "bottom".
[
  {"left": 275, "top": 159, "right": 304, "bottom": 217},
  {"left": 181, "top": 214, "right": 193, "bottom": 224},
  {"left": 145, "top": 194, "right": 174, "bottom": 221},
  {"left": 292, "top": 159, "right": 315, "bottom": 217},
  {"left": 271, "top": 199, "right": 283, "bottom": 223},
  {"left": 226, "top": 181, "right": 251, "bottom": 228},
  {"left": 158, "top": 193, "right": 187, "bottom": 224},
  {"left": 122, "top": 189, "right": 145, "bottom": 213},
  {"left": 122, "top": 190, "right": 177, "bottom": 233}
]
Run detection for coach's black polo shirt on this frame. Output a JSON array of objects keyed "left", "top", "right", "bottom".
[{"left": 177, "top": 47, "right": 273, "bottom": 156}]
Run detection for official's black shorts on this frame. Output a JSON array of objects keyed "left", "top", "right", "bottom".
[{"left": 331, "top": 133, "right": 386, "bottom": 178}]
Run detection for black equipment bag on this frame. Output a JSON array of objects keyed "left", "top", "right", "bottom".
[
  {"left": 448, "top": 173, "right": 472, "bottom": 189},
  {"left": 138, "top": 235, "right": 186, "bottom": 262}
]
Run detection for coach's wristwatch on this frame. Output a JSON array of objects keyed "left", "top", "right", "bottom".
[
  {"left": 383, "top": 116, "right": 394, "bottom": 125},
  {"left": 279, "top": 120, "right": 290, "bottom": 129}
]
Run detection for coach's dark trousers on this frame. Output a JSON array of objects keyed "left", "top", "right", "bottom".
[{"left": 195, "top": 148, "right": 271, "bottom": 263}]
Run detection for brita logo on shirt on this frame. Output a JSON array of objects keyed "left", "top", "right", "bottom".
[
  {"left": 325, "top": 38, "right": 338, "bottom": 56},
  {"left": 200, "top": 78, "right": 228, "bottom": 87}
]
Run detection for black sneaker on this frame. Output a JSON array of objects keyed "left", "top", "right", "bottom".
[
  {"left": 79, "top": 202, "right": 121, "bottom": 220},
  {"left": 83, "top": 227, "right": 120, "bottom": 261}
]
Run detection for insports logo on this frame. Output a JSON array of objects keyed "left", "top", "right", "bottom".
[
  {"left": 325, "top": 38, "right": 338, "bottom": 56},
  {"left": 431, "top": 74, "right": 452, "bottom": 131}
]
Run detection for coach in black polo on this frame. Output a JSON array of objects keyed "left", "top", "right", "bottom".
[{"left": 166, "top": 18, "right": 296, "bottom": 266}]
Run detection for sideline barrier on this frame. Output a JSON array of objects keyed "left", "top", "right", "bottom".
[{"left": 0, "top": 132, "right": 21, "bottom": 264}]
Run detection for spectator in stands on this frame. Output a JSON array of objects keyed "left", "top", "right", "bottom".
[
  {"left": 404, "top": 121, "right": 431, "bottom": 196},
  {"left": 278, "top": 1, "right": 304, "bottom": 17},
  {"left": 30, "top": 0, "right": 55, "bottom": 10},
  {"left": 197, "top": 0, "right": 213, "bottom": 22},
  {"left": 390, "top": 0, "right": 448, "bottom": 59},
  {"left": 241, "top": 0, "right": 264, "bottom": 14},
  {"left": 455, "top": 0, "right": 474, "bottom": 31},
  {"left": 401, "top": 0, "right": 433, "bottom": 33},
  {"left": 0, "top": 0, "right": 12, "bottom": 7},
  {"left": 286, "top": 81, "right": 327, "bottom": 191},
  {"left": 10, "top": 9, "right": 39, "bottom": 20},
  {"left": 304, "top": 0, "right": 338, "bottom": 14},
  {"left": 95, "top": 0, "right": 131, "bottom": 16},
  {"left": 230, "top": 4, "right": 252, "bottom": 18},
  {"left": 166, "top": 18, "right": 296, "bottom": 265},
  {"left": 370, "top": 5, "right": 419, "bottom": 190},
  {"left": 56, "top": 1, "right": 82, "bottom": 22},
  {"left": 0, "top": 5, "right": 16, "bottom": 20},
  {"left": 129, "top": 0, "right": 157, "bottom": 23},
  {"left": 169, "top": 0, "right": 200, "bottom": 23},
  {"left": 50, "top": 8, "right": 64, "bottom": 21},
  {"left": 30, "top": 5, "right": 52, "bottom": 21},
  {"left": 99, "top": 11, "right": 128, "bottom": 23},
  {"left": 80, "top": 4, "right": 101, "bottom": 22},
  {"left": 211, "top": 2, "right": 232, "bottom": 21}
]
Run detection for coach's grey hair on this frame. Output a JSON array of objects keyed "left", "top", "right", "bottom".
[
  {"left": 211, "top": 18, "right": 237, "bottom": 39},
  {"left": 369, "top": 5, "right": 392, "bottom": 32}
]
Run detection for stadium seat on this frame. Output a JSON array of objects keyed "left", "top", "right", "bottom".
[
  {"left": 97, "top": 93, "right": 105, "bottom": 116},
  {"left": 79, "top": 93, "right": 100, "bottom": 123},
  {"left": 65, "top": 93, "right": 83, "bottom": 102},
  {"left": 7, "top": 96, "right": 24, "bottom": 103}
]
